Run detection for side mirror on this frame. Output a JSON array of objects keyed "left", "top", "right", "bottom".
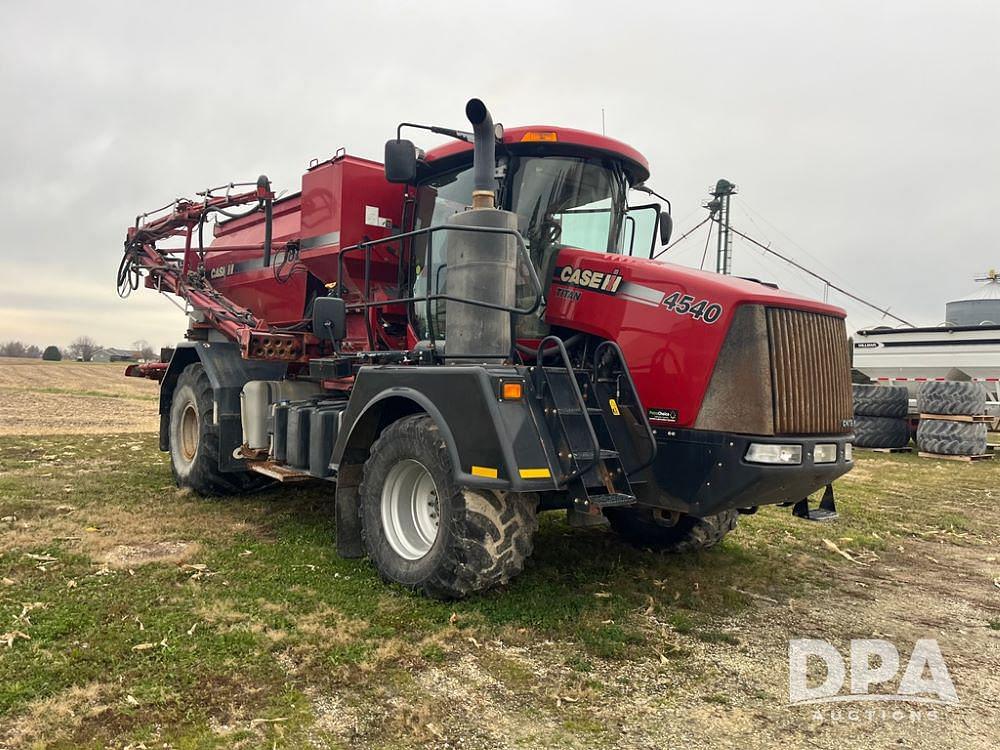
[
  {"left": 659, "top": 211, "right": 673, "bottom": 246},
  {"left": 313, "top": 297, "right": 346, "bottom": 341},
  {"left": 384, "top": 139, "right": 417, "bottom": 183}
]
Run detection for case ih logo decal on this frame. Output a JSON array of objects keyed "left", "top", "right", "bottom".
[
  {"left": 554, "top": 265, "right": 623, "bottom": 295},
  {"left": 209, "top": 263, "right": 236, "bottom": 279}
]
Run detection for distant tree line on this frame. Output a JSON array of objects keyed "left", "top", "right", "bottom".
[
  {"left": 0, "top": 337, "right": 161, "bottom": 362},
  {"left": 0, "top": 341, "right": 42, "bottom": 358}
]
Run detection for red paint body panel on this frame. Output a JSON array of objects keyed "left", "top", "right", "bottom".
[
  {"left": 298, "top": 155, "right": 405, "bottom": 281},
  {"left": 424, "top": 126, "right": 650, "bottom": 182},
  {"left": 207, "top": 195, "right": 306, "bottom": 324},
  {"left": 202, "top": 156, "right": 405, "bottom": 338},
  {"left": 545, "top": 248, "right": 846, "bottom": 427}
]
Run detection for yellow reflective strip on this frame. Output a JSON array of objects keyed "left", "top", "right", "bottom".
[
  {"left": 471, "top": 465, "right": 498, "bottom": 479},
  {"left": 519, "top": 468, "right": 551, "bottom": 479},
  {"left": 609, "top": 398, "right": 621, "bottom": 416}
]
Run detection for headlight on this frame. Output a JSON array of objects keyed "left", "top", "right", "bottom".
[
  {"left": 814, "top": 444, "right": 838, "bottom": 464},
  {"left": 844, "top": 443, "right": 853, "bottom": 462},
  {"left": 745, "top": 443, "right": 802, "bottom": 465}
]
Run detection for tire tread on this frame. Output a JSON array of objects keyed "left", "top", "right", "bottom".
[
  {"left": 852, "top": 384, "right": 909, "bottom": 418},
  {"left": 916, "top": 419, "right": 987, "bottom": 456},
  {"left": 359, "top": 414, "right": 537, "bottom": 599},
  {"left": 607, "top": 509, "right": 738, "bottom": 553}
]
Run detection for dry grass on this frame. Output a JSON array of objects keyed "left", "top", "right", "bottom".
[
  {"left": 1, "top": 364, "right": 998, "bottom": 749},
  {"left": 0, "top": 683, "right": 111, "bottom": 749}
]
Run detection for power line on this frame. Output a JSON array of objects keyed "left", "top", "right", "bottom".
[
  {"left": 652, "top": 215, "right": 712, "bottom": 260},
  {"left": 699, "top": 219, "right": 714, "bottom": 270},
  {"left": 725, "top": 221, "right": 914, "bottom": 327},
  {"left": 734, "top": 197, "right": 860, "bottom": 292}
]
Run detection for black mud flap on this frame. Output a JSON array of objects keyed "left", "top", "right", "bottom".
[{"left": 791, "top": 483, "right": 838, "bottom": 522}]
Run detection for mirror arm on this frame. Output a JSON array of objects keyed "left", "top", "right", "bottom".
[
  {"left": 396, "top": 122, "right": 474, "bottom": 144},
  {"left": 634, "top": 184, "right": 672, "bottom": 214}
]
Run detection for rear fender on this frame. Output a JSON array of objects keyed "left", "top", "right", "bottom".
[
  {"left": 330, "top": 365, "right": 557, "bottom": 558},
  {"left": 159, "top": 342, "right": 285, "bottom": 470}
]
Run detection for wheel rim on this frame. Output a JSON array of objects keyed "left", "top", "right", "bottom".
[
  {"left": 380, "top": 459, "right": 441, "bottom": 560},
  {"left": 179, "top": 402, "right": 200, "bottom": 462}
]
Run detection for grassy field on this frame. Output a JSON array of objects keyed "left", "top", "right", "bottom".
[{"left": 0, "top": 361, "right": 998, "bottom": 748}]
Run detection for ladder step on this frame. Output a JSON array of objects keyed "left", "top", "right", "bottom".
[
  {"left": 555, "top": 407, "right": 603, "bottom": 416},
  {"left": 587, "top": 493, "right": 636, "bottom": 508},
  {"left": 573, "top": 449, "right": 619, "bottom": 461}
]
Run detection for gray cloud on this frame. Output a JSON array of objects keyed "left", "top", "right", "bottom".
[{"left": 1, "top": 0, "right": 997, "bottom": 348}]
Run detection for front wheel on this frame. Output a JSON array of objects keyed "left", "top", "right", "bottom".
[
  {"left": 605, "top": 508, "right": 739, "bottom": 553},
  {"left": 359, "top": 414, "right": 537, "bottom": 599}
]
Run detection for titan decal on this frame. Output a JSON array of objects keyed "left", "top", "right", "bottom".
[{"left": 554, "top": 265, "right": 623, "bottom": 295}]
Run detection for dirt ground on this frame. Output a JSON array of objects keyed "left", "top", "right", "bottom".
[
  {"left": 0, "top": 360, "right": 997, "bottom": 749},
  {"left": 0, "top": 358, "right": 159, "bottom": 435}
]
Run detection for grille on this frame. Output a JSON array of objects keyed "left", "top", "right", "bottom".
[{"left": 767, "top": 307, "right": 853, "bottom": 435}]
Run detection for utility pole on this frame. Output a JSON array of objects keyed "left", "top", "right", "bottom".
[{"left": 704, "top": 179, "right": 737, "bottom": 275}]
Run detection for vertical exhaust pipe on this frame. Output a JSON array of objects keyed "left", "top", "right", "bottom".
[
  {"left": 444, "top": 97, "right": 516, "bottom": 362},
  {"left": 465, "top": 98, "right": 495, "bottom": 209}
]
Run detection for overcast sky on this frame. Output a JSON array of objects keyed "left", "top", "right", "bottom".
[{"left": 1, "top": 0, "right": 997, "bottom": 349}]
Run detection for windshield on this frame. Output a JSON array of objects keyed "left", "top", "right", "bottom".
[
  {"left": 507, "top": 156, "right": 627, "bottom": 257},
  {"left": 410, "top": 154, "right": 629, "bottom": 340},
  {"left": 416, "top": 155, "right": 628, "bottom": 253}
]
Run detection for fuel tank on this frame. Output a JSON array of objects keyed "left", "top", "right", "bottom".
[{"left": 544, "top": 249, "right": 853, "bottom": 435}]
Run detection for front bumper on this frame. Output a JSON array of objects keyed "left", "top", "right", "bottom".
[{"left": 644, "top": 428, "right": 853, "bottom": 517}]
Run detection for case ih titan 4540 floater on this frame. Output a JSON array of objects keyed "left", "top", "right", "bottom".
[{"left": 120, "top": 99, "right": 854, "bottom": 598}]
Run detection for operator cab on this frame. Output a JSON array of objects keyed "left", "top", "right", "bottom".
[{"left": 401, "top": 127, "right": 666, "bottom": 341}]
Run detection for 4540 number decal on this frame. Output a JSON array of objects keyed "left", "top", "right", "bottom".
[{"left": 662, "top": 292, "right": 723, "bottom": 323}]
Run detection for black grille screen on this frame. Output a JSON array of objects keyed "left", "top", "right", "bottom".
[{"left": 767, "top": 308, "right": 853, "bottom": 435}]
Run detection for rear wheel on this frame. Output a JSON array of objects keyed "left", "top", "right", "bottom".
[
  {"left": 169, "top": 363, "right": 269, "bottom": 495},
  {"left": 359, "top": 414, "right": 537, "bottom": 599},
  {"left": 606, "top": 508, "right": 739, "bottom": 553}
]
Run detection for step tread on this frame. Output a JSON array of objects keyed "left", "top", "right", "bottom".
[
  {"left": 572, "top": 448, "right": 619, "bottom": 461},
  {"left": 554, "top": 407, "right": 604, "bottom": 416},
  {"left": 585, "top": 493, "right": 636, "bottom": 508}
]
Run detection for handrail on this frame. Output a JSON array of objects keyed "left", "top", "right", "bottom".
[
  {"left": 335, "top": 222, "right": 544, "bottom": 356},
  {"left": 536, "top": 335, "right": 602, "bottom": 484},
  {"left": 593, "top": 340, "right": 658, "bottom": 474}
]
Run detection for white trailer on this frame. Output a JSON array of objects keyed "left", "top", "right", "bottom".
[{"left": 853, "top": 323, "right": 1000, "bottom": 421}]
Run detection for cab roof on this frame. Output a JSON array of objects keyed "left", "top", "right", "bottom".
[{"left": 421, "top": 125, "right": 651, "bottom": 185}]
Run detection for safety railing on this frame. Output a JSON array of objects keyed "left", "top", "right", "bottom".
[
  {"left": 593, "top": 340, "right": 658, "bottom": 474},
  {"left": 535, "top": 335, "right": 602, "bottom": 484},
  {"left": 335, "top": 223, "right": 544, "bottom": 359}
]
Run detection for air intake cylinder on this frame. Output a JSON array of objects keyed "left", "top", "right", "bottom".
[{"left": 444, "top": 208, "right": 517, "bottom": 362}]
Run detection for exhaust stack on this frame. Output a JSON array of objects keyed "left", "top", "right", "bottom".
[
  {"left": 465, "top": 98, "right": 496, "bottom": 209},
  {"left": 444, "top": 98, "right": 516, "bottom": 362}
]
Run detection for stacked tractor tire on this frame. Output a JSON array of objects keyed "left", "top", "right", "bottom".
[
  {"left": 915, "top": 381, "right": 990, "bottom": 458},
  {"left": 851, "top": 384, "right": 911, "bottom": 449}
]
